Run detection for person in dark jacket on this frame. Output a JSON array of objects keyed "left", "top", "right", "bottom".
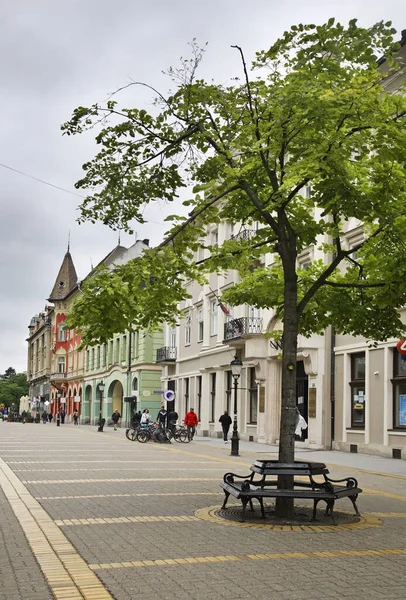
[
  {"left": 112, "top": 409, "right": 121, "bottom": 431},
  {"left": 157, "top": 406, "right": 168, "bottom": 427},
  {"left": 60, "top": 409, "right": 66, "bottom": 424},
  {"left": 219, "top": 410, "right": 232, "bottom": 443},
  {"left": 41, "top": 410, "right": 48, "bottom": 424},
  {"left": 131, "top": 410, "right": 141, "bottom": 428},
  {"left": 168, "top": 409, "right": 178, "bottom": 433}
]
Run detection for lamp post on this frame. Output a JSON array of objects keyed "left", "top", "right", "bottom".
[
  {"left": 230, "top": 353, "right": 243, "bottom": 457},
  {"left": 98, "top": 382, "right": 105, "bottom": 420}
]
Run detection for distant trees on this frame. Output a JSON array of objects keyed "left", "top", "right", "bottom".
[{"left": 0, "top": 369, "right": 28, "bottom": 407}]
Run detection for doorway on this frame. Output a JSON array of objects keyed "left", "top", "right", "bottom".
[{"left": 296, "top": 360, "right": 308, "bottom": 441}]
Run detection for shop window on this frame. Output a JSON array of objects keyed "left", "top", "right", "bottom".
[
  {"left": 350, "top": 353, "right": 365, "bottom": 428},
  {"left": 184, "top": 378, "right": 190, "bottom": 413},
  {"left": 225, "top": 371, "right": 232, "bottom": 414},
  {"left": 249, "top": 367, "right": 258, "bottom": 424},
  {"left": 210, "top": 373, "right": 216, "bottom": 422},
  {"left": 197, "top": 375, "right": 202, "bottom": 421},
  {"left": 392, "top": 350, "right": 406, "bottom": 429}
]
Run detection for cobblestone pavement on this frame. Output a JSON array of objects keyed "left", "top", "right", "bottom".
[{"left": 0, "top": 422, "right": 405, "bottom": 600}]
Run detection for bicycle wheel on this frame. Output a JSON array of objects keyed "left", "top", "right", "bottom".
[{"left": 136, "top": 429, "right": 151, "bottom": 443}]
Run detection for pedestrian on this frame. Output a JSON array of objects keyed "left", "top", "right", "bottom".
[
  {"left": 168, "top": 409, "right": 178, "bottom": 433},
  {"left": 60, "top": 409, "right": 66, "bottom": 424},
  {"left": 140, "top": 408, "right": 152, "bottom": 426},
  {"left": 131, "top": 410, "right": 141, "bottom": 428},
  {"left": 157, "top": 405, "right": 168, "bottom": 427},
  {"left": 184, "top": 408, "right": 198, "bottom": 441},
  {"left": 73, "top": 409, "right": 79, "bottom": 425},
  {"left": 21, "top": 410, "right": 27, "bottom": 424},
  {"left": 112, "top": 409, "right": 121, "bottom": 431},
  {"left": 98, "top": 412, "right": 106, "bottom": 432},
  {"left": 41, "top": 410, "right": 48, "bottom": 424},
  {"left": 48, "top": 412, "right": 53, "bottom": 423},
  {"left": 219, "top": 410, "right": 232, "bottom": 443}
]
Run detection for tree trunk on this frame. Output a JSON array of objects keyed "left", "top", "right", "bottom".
[{"left": 275, "top": 241, "right": 298, "bottom": 518}]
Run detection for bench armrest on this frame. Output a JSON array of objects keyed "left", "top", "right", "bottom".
[
  {"left": 223, "top": 472, "right": 253, "bottom": 484},
  {"left": 325, "top": 475, "right": 358, "bottom": 488}
]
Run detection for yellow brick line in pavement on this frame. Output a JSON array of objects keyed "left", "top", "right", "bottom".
[
  {"left": 14, "top": 467, "right": 225, "bottom": 473},
  {"left": 195, "top": 505, "right": 383, "bottom": 531},
  {"left": 0, "top": 457, "right": 112, "bottom": 600},
  {"left": 22, "top": 477, "right": 220, "bottom": 484},
  {"left": 55, "top": 515, "right": 200, "bottom": 526},
  {"left": 363, "top": 488, "right": 406, "bottom": 501},
  {"left": 37, "top": 492, "right": 222, "bottom": 500},
  {"left": 8, "top": 460, "right": 209, "bottom": 465},
  {"left": 367, "top": 512, "right": 406, "bottom": 518},
  {"left": 87, "top": 547, "right": 406, "bottom": 571}
]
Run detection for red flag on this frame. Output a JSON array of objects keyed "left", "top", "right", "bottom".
[{"left": 218, "top": 301, "right": 231, "bottom": 316}]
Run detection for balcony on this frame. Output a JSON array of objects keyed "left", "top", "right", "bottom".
[
  {"left": 223, "top": 317, "right": 263, "bottom": 343},
  {"left": 50, "top": 372, "right": 67, "bottom": 382},
  {"left": 156, "top": 347, "right": 177, "bottom": 364},
  {"left": 231, "top": 229, "right": 255, "bottom": 242}
]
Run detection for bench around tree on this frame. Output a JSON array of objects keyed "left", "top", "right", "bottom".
[{"left": 220, "top": 460, "right": 362, "bottom": 525}]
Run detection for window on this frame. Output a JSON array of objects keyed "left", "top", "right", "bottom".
[
  {"left": 91, "top": 348, "right": 95, "bottom": 370},
  {"left": 392, "top": 350, "right": 406, "bottom": 429},
  {"left": 86, "top": 350, "right": 90, "bottom": 371},
  {"left": 211, "top": 229, "right": 218, "bottom": 245},
  {"left": 197, "top": 307, "right": 204, "bottom": 342},
  {"left": 96, "top": 346, "right": 100, "bottom": 368},
  {"left": 122, "top": 335, "right": 127, "bottom": 362},
  {"left": 58, "top": 323, "right": 66, "bottom": 342},
  {"left": 249, "top": 367, "right": 258, "bottom": 423},
  {"left": 185, "top": 314, "right": 191, "bottom": 345},
  {"left": 197, "top": 376, "right": 202, "bottom": 421},
  {"left": 350, "top": 353, "right": 365, "bottom": 428},
  {"left": 210, "top": 373, "right": 216, "bottom": 422},
  {"left": 210, "top": 300, "right": 217, "bottom": 336},
  {"left": 225, "top": 371, "right": 232, "bottom": 414},
  {"left": 184, "top": 378, "right": 190, "bottom": 413},
  {"left": 58, "top": 357, "right": 65, "bottom": 374},
  {"left": 197, "top": 245, "right": 205, "bottom": 262}
]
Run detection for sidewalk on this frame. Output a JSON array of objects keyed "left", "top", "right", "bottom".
[{"left": 191, "top": 434, "right": 406, "bottom": 477}]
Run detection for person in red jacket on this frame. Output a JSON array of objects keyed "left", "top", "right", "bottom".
[{"left": 184, "top": 408, "right": 198, "bottom": 441}]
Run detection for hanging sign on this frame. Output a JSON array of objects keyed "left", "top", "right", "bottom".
[
  {"left": 397, "top": 339, "right": 406, "bottom": 356},
  {"left": 164, "top": 390, "right": 175, "bottom": 401}
]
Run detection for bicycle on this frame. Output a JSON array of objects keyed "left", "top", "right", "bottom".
[{"left": 125, "top": 426, "right": 139, "bottom": 441}]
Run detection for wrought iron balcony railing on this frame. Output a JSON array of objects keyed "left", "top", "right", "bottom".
[
  {"left": 223, "top": 317, "right": 263, "bottom": 342},
  {"left": 156, "top": 346, "right": 177, "bottom": 363},
  {"left": 231, "top": 229, "right": 255, "bottom": 242}
]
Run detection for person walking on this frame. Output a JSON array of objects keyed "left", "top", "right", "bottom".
[
  {"left": 41, "top": 410, "right": 48, "bottom": 424},
  {"left": 219, "top": 410, "right": 232, "bottom": 443},
  {"left": 73, "top": 409, "right": 79, "bottom": 425},
  {"left": 131, "top": 410, "right": 141, "bottom": 429},
  {"left": 21, "top": 410, "right": 27, "bottom": 424},
  {"left": 168, "top": 409, "right": 178, "bottom": 434},
  {"left": 112, "top": 409, "right": 121, "bottom": 431},
  {"left": 60, "top": 409, "right": 66, "bottom": 424},
  {"left": 48, "top": 412, "right": 53, "bottom": 423},
  {"left": 157, "top": 405, "right": 168, "bottom": 427},
  {"left": 184, "top": 408, "right": 198, "bottom": 441}
]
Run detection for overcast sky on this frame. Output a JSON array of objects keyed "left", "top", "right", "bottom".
[{"left": 0, "top": 0, "right": 404, "bottom": 374}]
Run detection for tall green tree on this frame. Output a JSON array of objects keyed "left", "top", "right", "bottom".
[
  {"left": 0, "top": 372, "right": 28, "bottom": 407},
  {"left": 63, "top": 20, "right": 406, "bottom": 516}
]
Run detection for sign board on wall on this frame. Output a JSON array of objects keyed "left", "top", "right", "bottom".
[
  {"left": 74, "top": 396, "right": 81, "bottom": 403},
  {"left": 397, "top": 339, "right": 406, "bottom": 356},
  {"left": 60, "top": 398, "right": 66, "bottom": 404},
  {"left": 143, "top": 390, "right": 151, "bottom": 397},
  {"left": 308, "top": 388, "right": 317, "bottom": 418}
]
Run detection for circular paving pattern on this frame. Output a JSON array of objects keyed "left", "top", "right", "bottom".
[{"left": 195, "top": 504, "right": 382, "bottom": 532}]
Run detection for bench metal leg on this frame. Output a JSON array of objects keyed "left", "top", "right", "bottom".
[
  {"left": 258, "top": 497, "right": 266, "bottom": 519},
  {"left": 312, "top": 498, "right": 321, "bottom": 521},
  {"left": 349, "top": 493, "right": 360, "bottom": 516},
  {"left": 240, "top": 497, "right": 249, "bottom": 522},
  {"left": 325, "top": 499, "right": 336, "bottom": 525},
  {"left": 249, "top": 498, "right": 254, "bottom": 512},
  {"left": 221, "top": 491, "right": 230, "bottom": 510}
]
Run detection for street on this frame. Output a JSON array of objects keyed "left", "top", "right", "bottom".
[{"left": 0, "top": 422, "right": 406, "bottom": 600}]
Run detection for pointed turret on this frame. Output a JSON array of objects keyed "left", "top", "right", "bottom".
[{"left": 48, "top": 250, "right": 78, "bottom": 302}]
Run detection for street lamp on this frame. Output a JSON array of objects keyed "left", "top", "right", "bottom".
[
  {"left": 98, "top": 382, "right": 105, "bottom": 419},
  {"left": 230, "top": 353, "right": 243, "bottom": 456}
]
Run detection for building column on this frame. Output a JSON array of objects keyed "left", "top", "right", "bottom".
[{"left": 267, "top": 358, "right": 281, "bottom": 443}]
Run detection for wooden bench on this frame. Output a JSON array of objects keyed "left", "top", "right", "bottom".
[{"left": 220, "top": 460, "right": 362, "bottom": 525}]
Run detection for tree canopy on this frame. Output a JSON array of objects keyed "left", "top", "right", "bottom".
[
  {"left": 62, "top": 19, "right": 406, "bottom": 349},
  {"left": 0, "top": 371, "right": 28, "bottom": 407}
]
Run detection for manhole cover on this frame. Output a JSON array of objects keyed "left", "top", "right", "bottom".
[
  {"left": 195, "top": 505, "right": 382, "bottom": 531},
  {"left": 215, "top": 505, "right": 358, "bottom": 526}
]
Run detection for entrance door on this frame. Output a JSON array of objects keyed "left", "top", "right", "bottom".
[{"left": 296, "top": 361, "right": 308, "bottom": 441}]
